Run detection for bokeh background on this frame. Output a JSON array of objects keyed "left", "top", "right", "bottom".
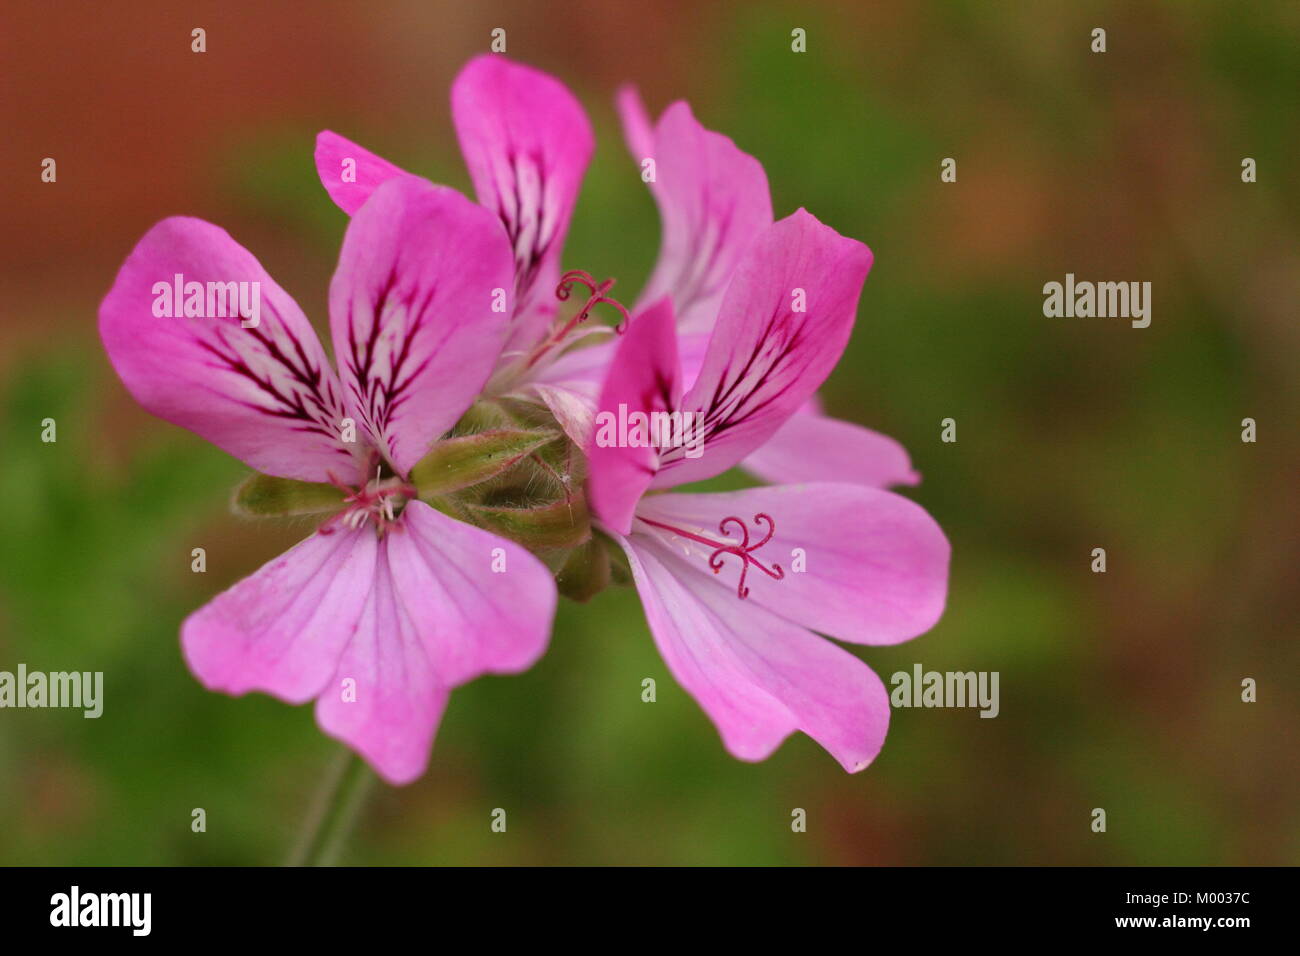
[{"left": 1, "top": 0, "right": 1296, "bottom": 865}]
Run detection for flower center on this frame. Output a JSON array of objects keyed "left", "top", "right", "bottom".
[
  {"left": 637, "top": 512, "right": 785, "bottom": 599},
  {"left": 320, "top": 466, "right": 416, "bottom": 538}
]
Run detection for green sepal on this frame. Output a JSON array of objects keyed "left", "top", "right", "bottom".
[
  {"left": 232, "top": 473, "right": 346, "bottom": 517},
  {"left": 556, "top": 534, "right": 611, "bottom": 603},
  {"left": 456, "top": 494, "right": 590, "bottom": 551},
  {"left": 602, "top": 531, "right": 634, "bottom": 587},
  {"left": 411, "top": 427, "right": 560, "bottom": 497}
]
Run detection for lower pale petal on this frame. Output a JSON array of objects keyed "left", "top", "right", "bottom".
[
  {"left": 388, "top": 501, "right": 556, "bottom": 685},
  {"left": 314, "top": 545, "right": 450, "bottom": 786},
  {"left": 619, "top": 532, "right": 891, "bottom": 772},
  {"left": 181, "top": 525, "right": 378, "bottom": 702},
  {"left": 635, "top": 484, "right": 949, "bottom": 645},
  {"left": 315, "top": 500, "right": 556, "bottom": 785},
  {"left": 740, "top": 411, "right": 920, "bottom": 488}
]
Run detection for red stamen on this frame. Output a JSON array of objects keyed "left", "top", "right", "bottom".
[
  {"left": 317, "top": 466, "right": 416, "bottom": 538},
  {"left": 556, "top": 269, "right": 630, "bottom": 332},
  {"left": 523, "top": 269, "right": 630, "bottom": 372},
  {"left": 638, "top": 512, "right": 785, "bottom": 599}
]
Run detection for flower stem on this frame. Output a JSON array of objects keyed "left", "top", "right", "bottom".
[{"left": 287, "top": 747, "right": 375, "bottom": 866}]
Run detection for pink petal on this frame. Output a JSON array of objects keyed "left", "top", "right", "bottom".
[
  {"left": 629, "top": 100, "right": 774, "bottom": 335},
  {"left": 314, "top": 542, "right": 450, "bottom": 786},
  {"left": 540, "top": 330, "right": 705, "bottom": 452},
  {"left": 181, "top": 525, "right": 378, "bottom": 702},
  {"left": 518, "top": 325, "right": 708, "bottom": 453},
  {"left": 527, "top": 382, "right": 597, "bottom": 449},
  {"left": 314, "top": 130, "right": 411, "bottom": 216},
  {"left": 329, "top": 177, "right": 516, "bottom": 477},
  {"left": 676, "top": 330, "right": 712, "bottom": 391},
  {"left": 452, "top": 55, "right": 594, "bottom": 351},
  {"left": 617, "top": 530, "right": 891, "bottom": 772},
  {"left": 656, "top": 209, "right": 874, "bottom": 487},
  {"left": 614, "top": 85, "right": 655, "bottom": 167},
  {"left": 315, "top": 500, "right": 556, "bottom": 785},
  {"left": 387, "top": 501, "right": 557, "bottom": 684},
  {"left": 520, "top": 336, "right": 617, "bottom": 446},
  {"left": 635, "top": 484, "right": 949, "bottom": 646},
  {"left": 99, "top": 217, "right": 361, "bottom": 483},
  {"left": 587, "top": 299, "right": 681, "bottom": 535},
  {"left": 741, "top": 411, "right": 921, "bottom": 487}
]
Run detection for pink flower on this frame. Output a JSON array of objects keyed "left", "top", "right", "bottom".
[
  {"left": 587, "top": 211, "right": 950, "bottom": 771},
  {"left": 314, "top": 55, "right": 603, "bottom": 443},
  {"left": 312, "top": 56, "right": 916, "bottom": 491},
  {"left": 99, "top": 176, "right": 557, "bottom": 785},
  {"left": 613, "top": 86, "right": 921, "bottom": 491}
]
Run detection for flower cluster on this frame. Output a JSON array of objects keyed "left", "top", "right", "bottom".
[{"left": 99, "top": 56, "right": 949, "bottom": 784}]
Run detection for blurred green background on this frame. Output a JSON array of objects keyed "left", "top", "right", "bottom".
[{"left": 1, "top": 1, "right": 1296, "bottom": 865}]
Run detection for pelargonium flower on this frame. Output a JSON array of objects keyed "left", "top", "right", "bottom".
[
  {"left": 314, "top": 55, "right": 603, "bottom": 444},
  {"left": 587, "top": 211, "right": 950, "bottom": 771},
  {"left": 99, "top": 176, "right": 557, "bottom": 784},
  {"left": 611, "top": 85, "right": 921, "bottom": 491},
  {"left": 311, "top": 55, "right": 916, "bottom": 491}
]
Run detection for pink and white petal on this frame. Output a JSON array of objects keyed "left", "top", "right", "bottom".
[
  {"left": 614, "top": 85, "right": 655, "bottom": 168},
  {"left": 314, "top": 542, "right": 449, "bottom": 786},
  {"left": 740, "top": 411, "right": 920, "bottom": 488},
  {"left": 314, "top": 130, "right": 412, "bottom": 216},
  {"left": 452, "top": 55, "right": 594, "bottom": 349},
  {"left": 527, "top": 382, "right": 599, "bottom": 449},
  {"left": 387, "top": 501, "right": 556, "bottom": 685},
  {"left": 99, "top": 217, "right": 360, "bottom": 483},
  {"left": 632, "top": 102, "right": 774, "bottom": 335},
  {"left": 181, "top": 525, "right": 378, "bottom": 702},
  {"left": 527, "top": 334, "right": 617, "bottom": 393},
  {"left": 800, "top": 394, "right": 826, "bottom": 416},
  {"left": 314, "top": 500, "right": 556, "bottom": 785},
  {"left": 329, "top": 177, "right": 516, "bottom": 477},
  {"left": 657, "top": 209, "right": 873, "bottom": 487},
  {"left": 635, "top": 484, "right": 949, "bottom": 646},
  {"left": 587, "top": 299, "right": 681, "bottom": 535},
  {"left": 618, "top": 531, "right": 891, "bottom": 772},
  {"left": 518, "top": 335, "right": 617, "bottom": 446}
]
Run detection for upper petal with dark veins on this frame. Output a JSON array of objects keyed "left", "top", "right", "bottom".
[
  {"left": 329, "top": 177, "right": 516, "bottom": 477},
  {"left": 452, "top": 55, "right": 594, "bottom": 353},
  {"left": 99, "top": 216, "right": 362, "bottom": 483},
  {"left": 655, "top": 209, "right": 873, "bottom": 487}
]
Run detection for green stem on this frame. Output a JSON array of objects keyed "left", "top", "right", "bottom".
[{"left": 287, "top": 747, "right": 375, "bottom": 866}]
